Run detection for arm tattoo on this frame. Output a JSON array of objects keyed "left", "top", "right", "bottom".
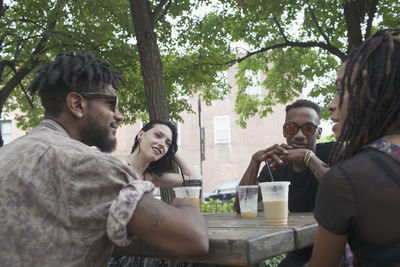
[{"left": 135, "top": 197, "right": 166, "bottom": 227}]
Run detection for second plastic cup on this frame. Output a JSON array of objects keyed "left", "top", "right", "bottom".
[
  {"left": 184, "top": 179, "right": 203, "bottom": 200},
  {"left": 259, "top": 182, "right": 290, "bottom": 226},
  {"left": 237, "top": 185, "right": 258, "bottom": 218},
  {"left": 173, "top": 186, "right": 201, "bottom": 206}
]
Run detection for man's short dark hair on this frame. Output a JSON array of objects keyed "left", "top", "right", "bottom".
[
  {"left": 29, "top": 52, "right": 124, "bottom": 117},
  {"left": 285, "top": 99, "right": 321, "bottom": 119}
]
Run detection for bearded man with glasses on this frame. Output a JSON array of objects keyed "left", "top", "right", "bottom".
[
  {"left": 234, "top": 99, "right": 336, "bottom": 267},
  {"left": 0, "top": 52, "right": 208, "bottom": 266}
]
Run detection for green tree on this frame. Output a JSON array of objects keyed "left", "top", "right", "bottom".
[
  {"left": 0, "top": 0, "right": 140, "bottom": 139},
  {"left": 2, "top": 0, "right": 399, "bottom": 142},
  {"left": 0, "top": 0, "right": 68, "bottom": 145},
  {"left": 127, "top": 0, "right": 237, "bottom": 202},
  {"left": 1, "top": 0, "right": 230, "bottom": 143},
  {"left": 175, "top": 0, "right": 399, "bottom": 127}
]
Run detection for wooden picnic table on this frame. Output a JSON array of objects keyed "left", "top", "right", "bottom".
[{"left": 113, "top": 212, "right": 317, "bottom": 266}]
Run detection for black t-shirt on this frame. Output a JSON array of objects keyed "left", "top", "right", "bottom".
[
  {"left": 257, "top": 142, "right": 335, "bottom": 212},
  {"left": 315, "top": 141, "right": 400, "bottom": 266}
]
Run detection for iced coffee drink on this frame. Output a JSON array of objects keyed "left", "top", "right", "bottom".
[
  {"left": 262, "top": 199, "right": 288, "bottom": 225},
  {"left": 259, "top": 181, "right": 290, "bottom": 226}
]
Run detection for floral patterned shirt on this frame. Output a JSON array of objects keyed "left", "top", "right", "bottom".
[{"left": 0, "top": 119, "right": 154, "bottom": 267}]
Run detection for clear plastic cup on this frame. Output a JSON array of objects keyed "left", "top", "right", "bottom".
[
  {"left": 259, "top": 182, "right": 290, "bottom": 226},
  {"left": 173, "top": 186, "right": 201, "bottom": 206},
  {"left": 184, "top": 179, "right": 203, "bottom": 200},
  {"left": 237, "top": 185, "right": 258, "bottom": 218}
]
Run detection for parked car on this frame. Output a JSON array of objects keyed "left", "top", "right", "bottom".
[
  {"left": 152, "top": 186, "right": 161, "bottom": 199},
  {"left": 204, "top": 178, "right": 240, "bottom": 202}
]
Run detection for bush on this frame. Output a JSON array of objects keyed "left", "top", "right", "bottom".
[
  {"left": 201, "top": 198, "right": 235, "bottom": 213},
  {"left": 257, "top": 254, "right": 286, "bottom": 267}
]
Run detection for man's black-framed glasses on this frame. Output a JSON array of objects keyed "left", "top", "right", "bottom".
[
  {"left": 79, "top": 92, "right": 118, "bottom": 112},
  {"left": 283, "top": 122, "right": 318, "bottom": 136}
]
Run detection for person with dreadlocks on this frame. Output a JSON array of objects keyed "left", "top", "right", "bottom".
[
  {"left": 0, "top": 52, "right": 208, "bottom": 266},
  {"left": 305, "top": 29, "right": 400, "bottom": 267}
]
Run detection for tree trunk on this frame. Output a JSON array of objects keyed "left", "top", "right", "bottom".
[
  {"left": 129, "top": 0, "right": 173, "bottom": 204},
  {"left": 129, "top": 0, "right": 170, "bottom": 121},
  {"left": 343, "top": 0, "right": 363, "bottom": 53}
]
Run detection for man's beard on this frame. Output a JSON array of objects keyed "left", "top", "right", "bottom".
[{"left": 81, "top": 117, "right": 116, "bottom": 153}]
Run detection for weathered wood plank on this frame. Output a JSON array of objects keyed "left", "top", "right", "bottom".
[{"left": 113, "top": 212, "right": 317, "bottom": 266}]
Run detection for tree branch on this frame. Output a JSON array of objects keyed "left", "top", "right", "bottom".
[
  {"left": 0, "top": 60, "right": 15, "bottom": 82},
  {"left": 19, "top": 82, "right": 34, "bottom": 109},
  {"left": 19, "top": 18, "right": 46, "bottom": 30},
  {"left": 235, "top": 0, "right": 248, "bottom": 15},
  {"left": 272, "top": 15, "right": 289, "bottom": 42},
  {"left": 0, "top": 59, "right": 34, "bottom": 108},
  {"left": 364, "top": 0, "right": 379, "bottom": 39},
  {"left": 0, "top": 0, "right": 65, "bottom": 105},
  {"left": 224, "top": 40, "right": 347, "bottom": 65},
  {"left": 0, "top": 34, "right": 44, "bottom": 50},
  {"left": 153, "top": 0, "right": 170, "bottom": 24},
  {"left": 307, "top": 4, "right": 331, "bottom": 45},
  {"left": 0, "top": 0, "right": 6, "bottom": 18}
]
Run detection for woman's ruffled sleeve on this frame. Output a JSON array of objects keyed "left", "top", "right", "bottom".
[{"left": 107, "top": 180, "right": 154, "bottom": 246}]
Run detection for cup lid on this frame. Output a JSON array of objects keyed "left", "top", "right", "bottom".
[
  {"left": 237, "top": 185, "right": 258, "bottom": 188},
  {"left": 258, "top": 181, "right": 290, "bottom": 187},
  {"left": 184, "top": 179, "right": 202, "bottom": 186}
]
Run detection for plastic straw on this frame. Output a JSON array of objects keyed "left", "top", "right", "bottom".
[
  {"left": 266, "top": 162, "right": 275, "bottom": 182},
  {"left": 178, "top": 163, "right": 186, "bottom": 186}
]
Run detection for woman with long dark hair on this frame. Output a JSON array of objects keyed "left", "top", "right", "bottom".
[
  {"left": 306, "top": 29, "right": 400, "bottom": 266},
  {"left": 120, "top": 120, "right": 202, "bottom": 187},
  {"left": 109, "top": 120, "right": 203, "bottom": 267}
]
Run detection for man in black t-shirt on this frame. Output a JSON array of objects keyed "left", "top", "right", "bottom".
[
  {"left": 234, "top": 99, "right": 335, "bottom": 267},
  {"left": 257, "top": 141, "right": 334, "bottom": 212}
]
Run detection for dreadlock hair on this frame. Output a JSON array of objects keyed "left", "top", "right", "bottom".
[
  {"left": 332, "top": 28, "right": 400, "bottom": 163},
  {"left": 285, "top": 99, "right": 321, "bottom": 123},
  {"left": 29, "top": 52, "right": 124, "bottom": 117},
  {"left": 131, "top": 120, "right": 178, "bottom": 177}
]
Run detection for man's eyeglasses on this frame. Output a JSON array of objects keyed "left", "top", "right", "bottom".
[
  {"left": 283, "top": 122, "right": 318, "bottom": 136},
  {"left": 79, "top": 92, "right": 118, "bottom": 112}
]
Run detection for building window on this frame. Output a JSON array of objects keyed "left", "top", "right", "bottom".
[
  {"left": 1, "top": 120, "right": 12, "bottom": 145},
  {"left": 214, "top": 116, "right": 230, "bottom": 144}
]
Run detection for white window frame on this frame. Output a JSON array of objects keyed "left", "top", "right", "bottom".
[
  {"left": 1, "top": 119, "right": 12, "bottom": 145},
  {"left": 213, "top": 115, "right": 231, "bottom": 144}
]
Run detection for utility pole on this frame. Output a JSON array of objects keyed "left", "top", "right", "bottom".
[{"left": 198, "top": 97, "right": 205, "bottom": 175}]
